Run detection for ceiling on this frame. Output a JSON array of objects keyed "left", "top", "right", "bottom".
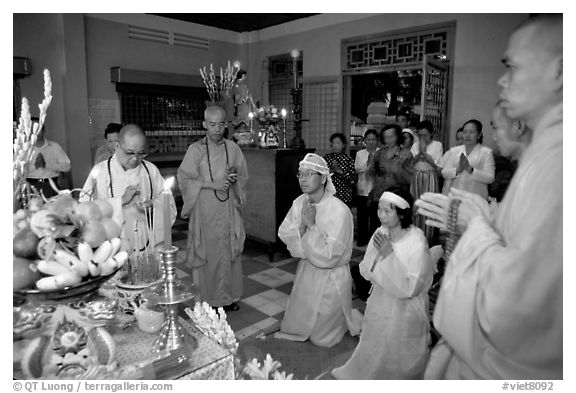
[{"left": 150, "top": 14, "right": 318, "bottom": 33}]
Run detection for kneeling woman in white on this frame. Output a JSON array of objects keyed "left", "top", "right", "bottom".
[{"left": 332, "top": 187, "right": 433, "bottom": 379}]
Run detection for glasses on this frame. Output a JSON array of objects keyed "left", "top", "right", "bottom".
[
  {"left": 118, "top": 143, "right": 148, "bottom": 159},
  {"left": 296, "top": 171, "right": 319, "bottom": 179}
]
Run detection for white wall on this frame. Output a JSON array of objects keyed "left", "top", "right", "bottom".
[{"left": 246, "top": 13, "right": 528, "bottom": 149}]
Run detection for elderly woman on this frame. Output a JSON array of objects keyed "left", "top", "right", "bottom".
[
  {"left": 368, "top": 124, "right": 414, "bottom": 236},
  {"left": 439, "top": 119, "right": 495, "bottom": 199},
  {"left": 94, "top": 123, "right": 122, "bottom": 164},
  {"left": 324, "top": 133, "right": 356, "bottom": 207},
  {"left": 410, "top": 120, "right": 444, "bottom": 245},
  {"left": 332, "top": 186, "right": 433, "bottom": 379}
]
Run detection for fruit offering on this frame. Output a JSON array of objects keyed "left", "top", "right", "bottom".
[{"left": 13, "top": 194, "right": 128, "bottom": 292}]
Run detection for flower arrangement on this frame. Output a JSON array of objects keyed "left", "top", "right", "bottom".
[
  {"left": 199, "top": 61, "right": 236, "bottom": 102},
  {"left": 13, "top": 69, "right": 52, "bottom": 210},
  {"left": 185, "top": 302, "right": 294, "bottom": 380},
  {"left": 185, "top": 302, "right": 238, "bottom": 355},
  {"left": 240, "top": 354, "right": 294, "bottom": 380}
]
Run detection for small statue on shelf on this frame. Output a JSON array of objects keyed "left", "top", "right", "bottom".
[{"left": 231, "top": 69, "right": 256, "bottom": 132}]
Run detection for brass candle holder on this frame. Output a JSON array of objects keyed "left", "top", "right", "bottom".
[{"left": 143, "top": 245, "right": 199, "bottom": 353}]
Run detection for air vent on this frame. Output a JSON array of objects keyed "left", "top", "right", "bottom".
[
  {"left": 173, "top": 32, "right": 209, "bottom": 50},
  {"left": 128, "top": 25, "right": 170, "bottom": 45},
  {"left": 127, "top": 25, "right": 209, "bottom": 50}
]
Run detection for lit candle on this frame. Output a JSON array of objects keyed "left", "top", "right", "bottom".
[
  {"left": 248, "top": 112, "right": 254, "bottom": 132},
  {"left": 163, "top": 176, "right": 174, "bottom": 249}
]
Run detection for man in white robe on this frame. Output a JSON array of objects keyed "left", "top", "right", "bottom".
[
  {"left": 80, "top": 125, "right": 176, "bottom": 256},
  {"left": 416, "top": 15, "right": 562, "bottom": 379},
  {"left": 274, "top": 153, "right": 361, "bottom": 347}
]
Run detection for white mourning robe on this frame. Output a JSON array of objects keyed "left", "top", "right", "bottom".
[
  {"left": 425, "top": 104, "right": 563, "bottom": 379},
  {"left": 80, "top": 153, "right": 176, "bottom": 253},
  {"left": 276, "top": 192, "right": 362, "bottom": 347},
  {"left": 332, "top": 226, "right": 433, "bottom": 379}
]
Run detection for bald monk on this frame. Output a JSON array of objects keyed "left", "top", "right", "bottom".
[
  {"left": 177, "top": 106, "right": 248, "bottom": 312},
  {"left": 416, "top": 15, "right": 563, "bottom": 379},
  {"left": 80, "top": 124, "right": 177, "bottom": 255}
]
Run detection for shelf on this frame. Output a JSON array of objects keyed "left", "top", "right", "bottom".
[{"left": 147, "top": 152, "right": 186, "bottom": 162}]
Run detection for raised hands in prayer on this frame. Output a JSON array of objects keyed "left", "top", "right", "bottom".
[
  {"left": 331, "top": 160, "right": 343, "bottom": 175},
  {"left": 299, "top": 197, "right": 316, "bottom": 236},
  {"left": 373, "top": 230, "right": 394, "bottom": 258},
  {"left": 414, "top": 188, "right": 495, "bottom": 234},
  {"left": 456, "top": 153, "right": 472, "bottom": 175},
  {"left": 35, "top": 152, "right": 46, "bottom": 169}
]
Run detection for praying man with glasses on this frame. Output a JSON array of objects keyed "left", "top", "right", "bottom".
[
  {"left": 80, "top": 124, "right": 177, "bottom": 253},
  {"left": 274, "top": 153, "right": 362, "bottom": 347}
]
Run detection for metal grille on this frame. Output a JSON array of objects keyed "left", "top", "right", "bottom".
[
  {"left": 422, "top": 59, "right": 449, "bottom": 149},
  {"left": 344, "top": 29, "right": 449, "bottom": 72},
  {"left": 302, "top": 79, "right": 339, "bottom": 153},
  {"left": 120, "top": 92, "right": 207, "bottom": 154}
]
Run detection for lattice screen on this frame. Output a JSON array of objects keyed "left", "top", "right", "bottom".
[{"left": 302, "top": 79, "right": 339, "bottom": 153}]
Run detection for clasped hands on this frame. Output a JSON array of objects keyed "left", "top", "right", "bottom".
[
  {"left": 414, "top": 188, "right": 496, "bottom": 234},
  {"left": 299, "top": 198, "right": 316, "bottom": 237},
  {"left": 456, "top": 153, "right": 473, "bottom": 175}
]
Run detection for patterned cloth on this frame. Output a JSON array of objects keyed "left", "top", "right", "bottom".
[
  {"left": 369, "top": 146, "right": 414, "bottom": 203},
  {"left": 324, "top": 152, "right": 355, "bottom": 204}
]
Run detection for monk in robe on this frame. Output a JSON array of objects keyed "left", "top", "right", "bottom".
[
  {"left": 177, "top": 106, "right": 248, "bottom": 311},
  {"left": 415, "top": 15, "right": 563, "bottom": 379},
  {"left": 274, "top": 153, "right": 362, "bottom": 347},
  {"left": 80, "top": 124, "right": 177, "bottom": 260}
]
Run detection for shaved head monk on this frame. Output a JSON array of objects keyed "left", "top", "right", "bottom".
[{"left": 419, "top": 14, "right": 563, "bottom": 379}]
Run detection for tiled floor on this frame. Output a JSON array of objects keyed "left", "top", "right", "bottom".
[{"left": 170, "top": 210, "right": 368, "bottom": 343}]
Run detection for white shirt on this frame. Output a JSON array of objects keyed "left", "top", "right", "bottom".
[
  {"left": 354, "top": 148, "right": 378, "bottom": 196},
  {"left": 440, "top": 144, "right": 495, "bottom": 199},
  {"left": 411, "top": 140, "right": 444, "bottom": 165},
  {"left": 27, "top": 139, "right": 71, "bottom": 179}
]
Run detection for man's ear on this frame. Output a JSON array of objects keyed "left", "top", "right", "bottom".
[{"left": 550, "top": 56, "right": 563, "bottom": 91}]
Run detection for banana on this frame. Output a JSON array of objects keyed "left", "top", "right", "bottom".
[
  {"left": 99, "top": 258, "right": 118, "bottom": 276},
  {"left": 112, "top": 250, "right": 129, "bottom": 268},
  {"left": 37, "top": 260, "right": 72, "bottom": 276},
  {"left": 109, "top": 237, "right": 122, "bottom": 256},
  {"left": 77, "top": 242, "right": 94, "bottom": 262},
  {"left": 36, "top": 271, "right": 82, "bottom": 291},
  {"left": 78, "top": 242, "right": 99, "bottom": 276},
  {"left": 53, "top": 249, "right": 89, "bottom": 277},
  {"left": 93, "top": 241, "right": 113, "bottom": 265}
]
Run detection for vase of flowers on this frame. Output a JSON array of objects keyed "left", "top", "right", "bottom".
[{"left": 199, "top": 62, "right": 236, "bottom": 104}]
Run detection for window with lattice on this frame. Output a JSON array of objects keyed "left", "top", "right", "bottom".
[{"left": 302, "top": 78, "right": 339, "bottom": 153}]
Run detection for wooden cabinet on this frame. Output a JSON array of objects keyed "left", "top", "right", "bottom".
[{"left": 243, "top": 148, "right": 315, "bottom": 257}]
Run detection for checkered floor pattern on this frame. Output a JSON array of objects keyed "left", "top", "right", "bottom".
[{"left": 170, "top": 216, "right": 367, "bottom": 342}]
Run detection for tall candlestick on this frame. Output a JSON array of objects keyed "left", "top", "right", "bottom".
[
  {"left": 291, "top": 49, "right": 300, "bottom": 90},
  {"left": 163, "top": 177, "right": 174, "bottom": 249},
  {"left": 248, "top": 112, "right": 253, "bottom": 132},
  {"left": 281, "top": 108, "right": 287, "bottom": 149}
]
